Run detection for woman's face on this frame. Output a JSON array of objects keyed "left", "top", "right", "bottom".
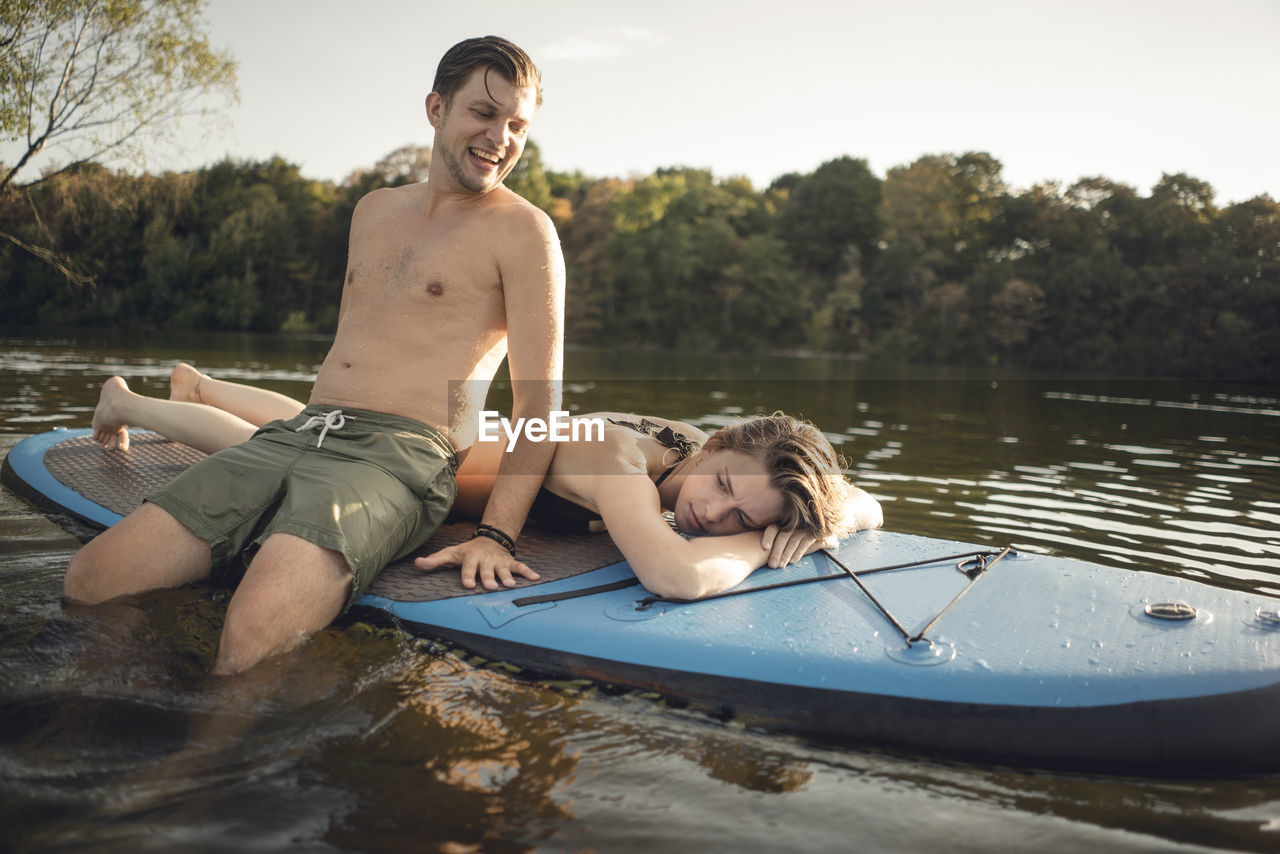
[{"left": 674, "top": 449, "right": 787, "bottom": 536}]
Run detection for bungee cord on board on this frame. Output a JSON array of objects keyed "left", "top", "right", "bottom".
[{"left": 512, "top": 545, "right": 1017, "bottom": 649}]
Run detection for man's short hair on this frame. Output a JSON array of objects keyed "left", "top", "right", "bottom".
[{"left": 433, "top": 36, "right": 542, "bottom": 109}]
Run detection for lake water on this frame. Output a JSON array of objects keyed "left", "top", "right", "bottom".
[{"left": 2, "top": 329, "right": 1278, "bottom": 852}]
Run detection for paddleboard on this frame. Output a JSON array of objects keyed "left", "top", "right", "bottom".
[{"left": 6, "top": 427, "right": 1280, "bottom": 773}]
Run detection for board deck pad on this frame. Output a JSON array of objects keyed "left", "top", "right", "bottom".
[{"left": 36, "top": 431, "right": 625, "bottom": 603}]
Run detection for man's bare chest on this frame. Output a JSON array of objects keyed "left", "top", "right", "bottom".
[{"left": 347, "top": 235, "right": 503, "bottom": 305}]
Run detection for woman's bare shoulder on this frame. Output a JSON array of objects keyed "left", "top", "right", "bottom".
[
  {"left": 550, "top": 417, "right": 649, "bottom": 474},
  {"left": 581, "top": 411, "right": 709, "bottom": 444}
]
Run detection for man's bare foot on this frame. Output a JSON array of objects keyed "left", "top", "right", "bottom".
[
  {"left": 92, "top": 377, "right": 134, "bottom": 451},
  {"left": 168, "top": 363, "right": 207, "bottom": 403}
]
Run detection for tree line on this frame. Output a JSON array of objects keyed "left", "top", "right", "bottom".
[{"left": 2, "top": 143, "right": 1276, "bottom": 380}]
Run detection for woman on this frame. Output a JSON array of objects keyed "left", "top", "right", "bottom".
[{"left": 91, "top": 365, "right": 882, "bottom": 600}]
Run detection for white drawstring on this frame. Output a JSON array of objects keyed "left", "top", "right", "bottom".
[{"left": 294, "top": 409, "right": 351, "bottom": 448}]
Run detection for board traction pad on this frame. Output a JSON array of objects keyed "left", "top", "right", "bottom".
[{"left": 39, "top": 432, "right": 625, "bottom": 603}]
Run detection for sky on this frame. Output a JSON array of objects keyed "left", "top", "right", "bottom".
[{"left": 33, "top": 0, "right": 1280, "bottom": 203}]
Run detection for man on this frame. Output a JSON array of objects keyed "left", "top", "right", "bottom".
[{"left": 63, "top": 36, "right": 564, "bottom": 675}]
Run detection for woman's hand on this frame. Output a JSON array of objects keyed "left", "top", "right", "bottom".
[
  {"left": 414, "top": 537, "right": 540, "bottom": 590},
  {"left": 759, "top": 525, "right": 835, "bottom": 568}
]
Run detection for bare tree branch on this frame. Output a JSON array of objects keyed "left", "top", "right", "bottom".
[
  {"left": 0, "top": 226, "right": 94, "bottom": 285},
  {"left": 0, "top": 0, "right": 237, "bottom": 282}
]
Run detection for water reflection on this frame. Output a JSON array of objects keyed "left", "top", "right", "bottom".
[{"left": 3, "top": 332, "right": 1280, "bottom": 851}]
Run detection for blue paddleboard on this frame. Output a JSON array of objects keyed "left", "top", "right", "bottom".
[{"left": 5, "top": 427, "right": 1280, "bottom": 773}]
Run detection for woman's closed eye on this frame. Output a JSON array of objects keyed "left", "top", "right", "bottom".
[{"left": 717, "top": 473, "right": 755, "bottom": 529}]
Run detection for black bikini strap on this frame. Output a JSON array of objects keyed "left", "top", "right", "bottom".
[{"left": 607, "top": 417, "right": 701, "bottom": 460}]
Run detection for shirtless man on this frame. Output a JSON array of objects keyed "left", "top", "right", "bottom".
[{"left": 63, "top": 36, "right": 564, "bottom": 676}]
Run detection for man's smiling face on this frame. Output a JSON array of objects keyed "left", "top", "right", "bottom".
[{"left": 431, "top": 66, "right": 537, "bottom": 195}]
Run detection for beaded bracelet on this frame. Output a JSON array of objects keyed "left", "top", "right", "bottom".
[{"left": 473, "top": 523, "right": 516, "bottom": 555}]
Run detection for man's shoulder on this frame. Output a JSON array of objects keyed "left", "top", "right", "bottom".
[
  {"left": 479, "top": 189, "right": 559, "bottom": 263},
  {"left": 352, "top": 184, "right": 418, "bottom": 219},
  {"left": 489, "top": 186, "right": 555, "bottom": 233}
]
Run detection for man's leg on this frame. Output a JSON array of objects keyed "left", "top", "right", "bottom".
[
  {"left": 64, "top": 502, "right": 212, "bottom": 603},
  {"left": 211, "top": 533, "right": 353, "bottom": 676}
]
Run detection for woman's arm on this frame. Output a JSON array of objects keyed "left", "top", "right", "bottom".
[
  {"left": 588, "top": 470, "right": 779, "bottom": 600},
  {"left": 626, "top": 480, "right": 883, "bottom": 592}
]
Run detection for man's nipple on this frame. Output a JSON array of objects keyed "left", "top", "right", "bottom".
[{"left": 427, "top": 281, "right": 445, "bottom": 297}]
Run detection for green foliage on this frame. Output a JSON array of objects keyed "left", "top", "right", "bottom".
[
  {"left": 588, "top": 167, "right": 809, "bottom": 350},
  {"left": 1, "top": 156, "right": 339, "bottom": 331},
  {"left": 0, "top": 134, "right": 1275, "bottom": 379},
  {"left": 775, "top": 156, "right": 881, "bottom": 279}
]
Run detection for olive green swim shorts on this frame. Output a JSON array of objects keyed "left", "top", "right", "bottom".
[{"left": 148, "top": 405, "right": 458, "bottom": 609}]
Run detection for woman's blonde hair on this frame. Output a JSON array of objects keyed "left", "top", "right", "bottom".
[{"left": 702, "top": 413, "right": 853, "bottom": 539}]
